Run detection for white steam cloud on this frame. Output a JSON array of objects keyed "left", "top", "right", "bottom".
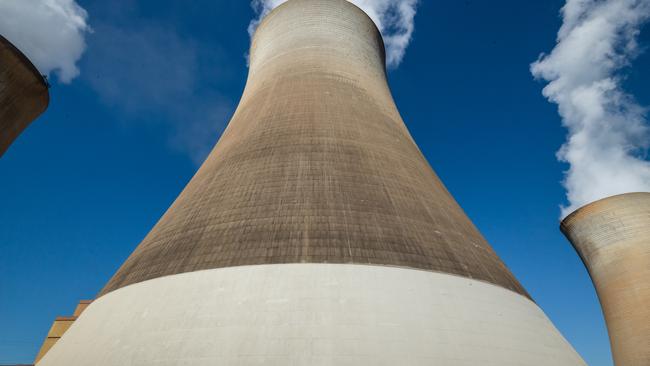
[
  {"left": 248, "top": 0, "right": 418, "bottom": 68},
  {"left": 0, "top": 0, "right": 90, "bottom": 83},
  {"left": 531, "top": 0, "right": 650, "bottom": 217}
]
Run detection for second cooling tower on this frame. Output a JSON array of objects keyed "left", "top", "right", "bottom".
[
  {"left": 37, "top": 1, "right": 585, "bottom": 365},
  {"left": 0, "top": 35, "right": 49, "bottom": 157},
  {"left": 562, "top": 193, "right": 650, "bottom": 366}
]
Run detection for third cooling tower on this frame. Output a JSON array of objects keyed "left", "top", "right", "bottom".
[
  {"left": 37, "top": 1, "right": 585, "bottom": 365},
  {"left": 562, "top": 192, "right": 650, "bottom": 366},
  {"left": 0, "top": 34, "right": 49, "bottom": 157}
]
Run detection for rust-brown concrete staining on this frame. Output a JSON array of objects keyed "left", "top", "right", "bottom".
[
  {"left": 0, "top": 35, "right": 49, "bottom": 157},
  {"left": 561, "top": 192, "right": 650, "bottom": 366},
  {"left": 100, "top": 0, "right": 527, "bottom": 298}
]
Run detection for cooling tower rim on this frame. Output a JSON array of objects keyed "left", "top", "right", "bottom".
[
  {"left": 560, "top": 191, "right": 650, "bottom": 232},
  {"left": 97, "top": 262, "right": 534, "bottom": 303},
  {"left": 0, "top": 34, "right": 50, "bottom": 92},
  {"left": 250, "top": 0, "right": 387, "bottom": 64}
]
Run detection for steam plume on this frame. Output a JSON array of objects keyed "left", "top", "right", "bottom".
[
  {"left": 83, "top": 21, "right": 233, "bottom": 164},
  {"left": 249, "top": 0, "right": 418, "bottom": 68},
  {"left": 0, "top": 0, "right": 90, "bottom": 83},
  {"left": 531, "top": 0, "right": 650, "bottom": 217}
]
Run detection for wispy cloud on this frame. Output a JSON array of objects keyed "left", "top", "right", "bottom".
[
  {"left": 82, "top": 21, "right": 233, "bottom": 164},
  {"left": 531, "top": 0, "right": 650, "bottom": 217},
  {"left": 0, "top": 0, "right": 90, "bottom": 83},
  {"left": 248, "top": 0, "right": 419, "bottom": 68}
]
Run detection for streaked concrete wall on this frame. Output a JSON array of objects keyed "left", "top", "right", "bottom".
[
  {"left": 38, "top": 264, "right": 585, "bottom": 366},
  {"left": 561, "top": 192, "right": 650, "bottom": 366},
  {"left": 0, "top": 35, "right": 49, "bottom": 157},
  {"left": 101, "top": 0, "right": 527, "bottom": 299}
]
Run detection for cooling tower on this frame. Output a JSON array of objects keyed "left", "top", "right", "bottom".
[
  {"left": 561, "top": 192, "right": 650, "bottom": 366},
  {"left": 0, "top": 35, "right": 49, "bottom": 157},
  {"left": 37, "top": 1, "right": 585, "bottom": 365}
]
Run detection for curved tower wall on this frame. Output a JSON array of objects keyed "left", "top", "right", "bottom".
[
  {"left": 37, "top": 1, "right": 585, "bottom": 365},
  {"left": 561, "top": 192, "right": 650, "bottom": 366},
  {"left": 0, "top": 35, "right": 49, "bottom": 157},
  {"left": 99, "top": 0, "right": 525, "bottom": 299}
]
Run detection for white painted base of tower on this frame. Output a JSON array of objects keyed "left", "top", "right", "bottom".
[{"left": 37, "top": 264, "right": 585, "bottom": 365}]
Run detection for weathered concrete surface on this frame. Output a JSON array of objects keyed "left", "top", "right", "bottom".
[
  {"left": 100, "top": 0, "right": 527, "bottom": 298},
  {"left": 36, "top": 1, "right": 587, "bottom": 364},
  {"left": 561, "top": 192, "right": 650, "bottom": 366},
  {"left": 38, "top": 264, "right": 586, "bottom": 366},
  {"left": 0, "top": 35, "right": 49, "bottom": 157}
]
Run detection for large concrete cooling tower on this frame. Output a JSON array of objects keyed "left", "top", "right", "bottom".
[
  {"left": 0, "top": 35, "right": 49, "bottom": 157},
  {"left": 561, "top": 192, "right": 650, "bottom": 366},
  {"left": 37, "top": 1, "right": 585, "bottom": 365}
]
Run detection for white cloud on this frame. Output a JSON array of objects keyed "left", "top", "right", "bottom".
[
  {"left": 531, "top": 0, "right": 650, "bottom": 217},
  {"left": 249, "top": 0, "right": 418, "bottom": 68},
  {"left": 83, "top": 22, "right": 233, "bottom": 164},
  {"left": 0, "top": 0, "right": 90, "bottom": 83}
]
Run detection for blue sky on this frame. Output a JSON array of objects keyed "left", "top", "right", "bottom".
[{"left": 1, "top": 1, "right": 649, "bottom": 365}]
